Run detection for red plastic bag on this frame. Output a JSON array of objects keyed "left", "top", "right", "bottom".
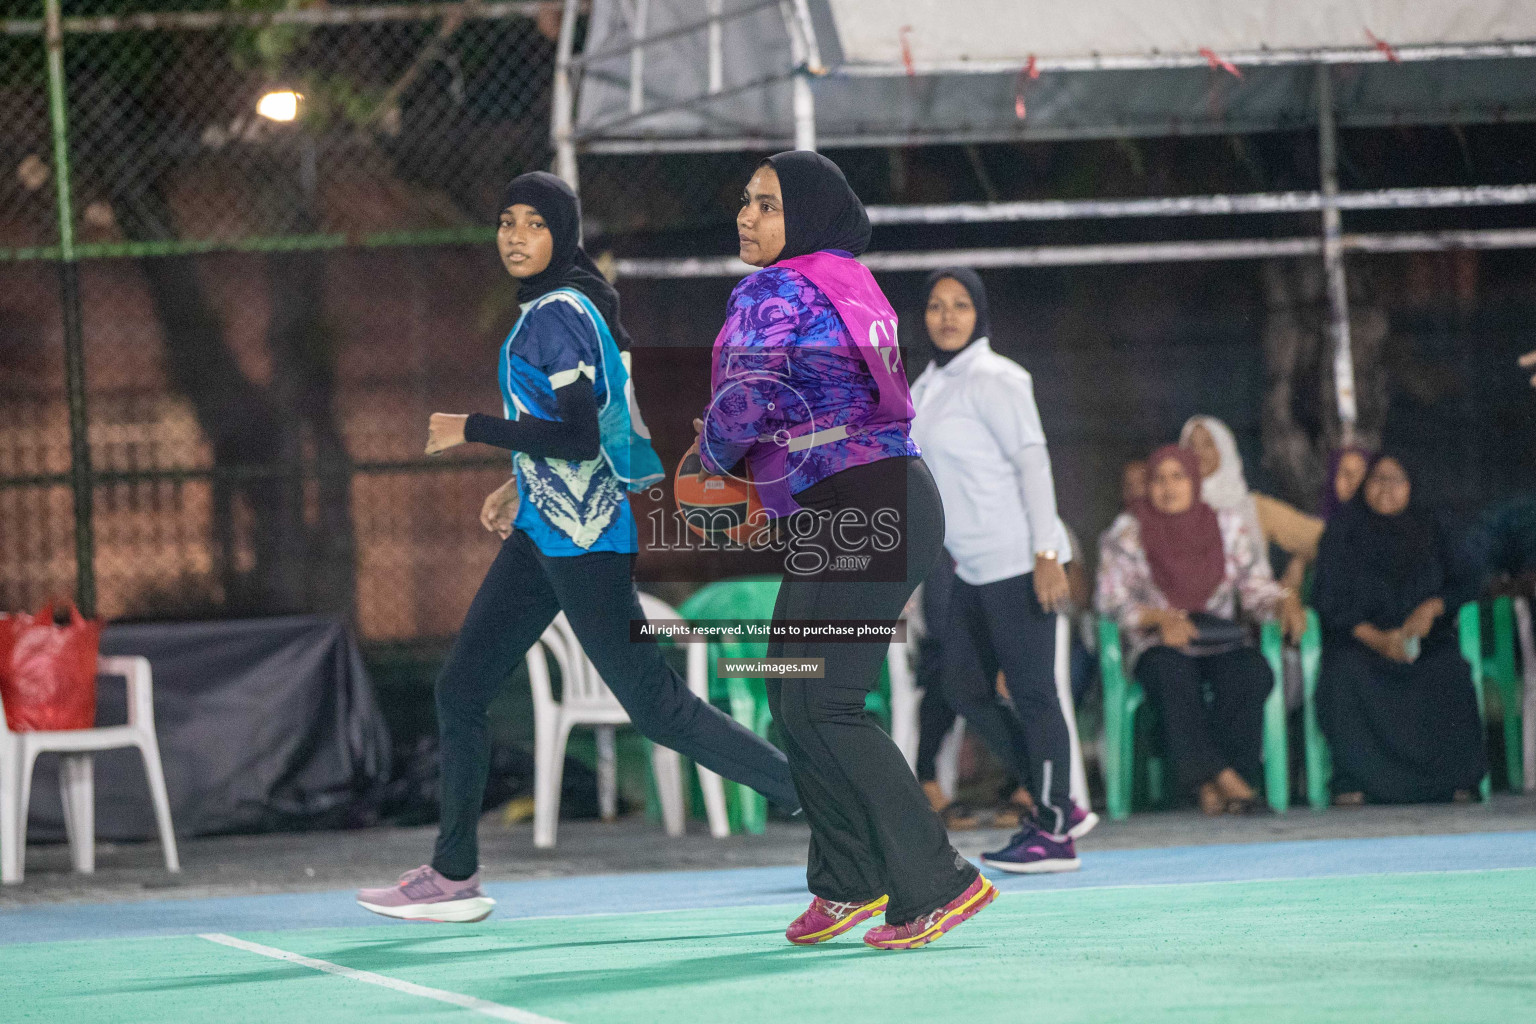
[{"left": 0, "top": 603, "right": 103, "bottom": 732}]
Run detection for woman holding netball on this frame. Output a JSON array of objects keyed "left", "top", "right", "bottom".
[{"left": 689, "top": 151, "right": 995, "bottom": 950}]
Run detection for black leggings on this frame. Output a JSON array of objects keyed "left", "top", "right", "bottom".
[
  {"left": 1136, "top": 644, "right": 1272, "bottom": 797},
  {"left": 766, "top": 456, "right": 976, "bottom": 925},
  {"left": 431, "top": 529, "right": 799, "bottom": 880},
  {"left": 942, "top": 571, "right": 1073, "bottom": 834}
]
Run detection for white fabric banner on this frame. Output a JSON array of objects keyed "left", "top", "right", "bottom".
[{"left": 825, "top": 0, "right": 1536, "bottom": 65}]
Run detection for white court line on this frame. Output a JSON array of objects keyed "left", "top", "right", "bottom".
[{"left": 197, "top": 933, "right": 569, "bottom": 1024}]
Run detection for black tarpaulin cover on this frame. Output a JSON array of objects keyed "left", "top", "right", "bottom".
[{"left": 27, "top": 615, "right": 391, "bottom": 841}]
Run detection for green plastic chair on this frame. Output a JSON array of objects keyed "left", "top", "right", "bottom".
[
  {"left": 677, "top": 576, "right": 897, "bottom": 834},
  {"left": 1303, "top": 601, "right": 1492, "bottom": 807},
  {"left": 1479, "top": 596, "right": 1524, "bottom": 791},
  {"left": 678, "top": 577, "right": 780, "bottom": 835},
  {"left": 1099, "top": 615, "right": 1297, "bottom": 820}
]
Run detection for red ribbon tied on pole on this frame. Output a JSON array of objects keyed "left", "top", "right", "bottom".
[
  {"left": 898, "top": 25, "right": 916, "bottom": 77},
  {"left": 1365, "top": 29, "right": 1401, "bottom": 62},
  {"left": 1199, "top": 48, "right": 1242, "bottom": 78},
  {"left": 1014, "top": 54, "right": 1039, "bottom": 120}
]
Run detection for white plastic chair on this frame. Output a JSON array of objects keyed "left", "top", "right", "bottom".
[
  {"left": 889, "top": 633, "right": 968, "bottom": 796},
  {"left": 526, "top": 593, "right": 730, "bottom": 848},
  {"left": 886, "top": 638, "right": 921, "bottom": 765},
  {"left": 902, "top": 614, "right": 1088, "bottom": 808},
  {"left": 1053, "top": 612, "right": 1090, "bottom": 808},
  {"left": 1, "top": 655, "right": 179, "bottom": 884}
]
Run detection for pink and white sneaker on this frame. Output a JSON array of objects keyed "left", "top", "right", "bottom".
[
  {"left": 862, "top": 875, "right": 997, "bottom": 950},
  {"left": 785, "top": 894, "right": 889, "bottom": 945},
  {"left": 356, "top": 865, "right": 496, "bottom": 923}
]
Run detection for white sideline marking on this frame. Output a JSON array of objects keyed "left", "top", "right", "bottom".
[{"left": 197, "top": 933, "right": 569, "bottom": 1024}]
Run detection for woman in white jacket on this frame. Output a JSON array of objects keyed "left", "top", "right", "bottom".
[{"left": 909, "top": 268, "right": 1097, "bottom": 875}]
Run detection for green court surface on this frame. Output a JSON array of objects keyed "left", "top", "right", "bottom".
[{"left": 8, "top": 868, "right": 1534, "bottom": 1024}]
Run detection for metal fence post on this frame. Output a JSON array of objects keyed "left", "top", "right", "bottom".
[{"left": 44, "top": 0, "right": 96, "bottom": 616}]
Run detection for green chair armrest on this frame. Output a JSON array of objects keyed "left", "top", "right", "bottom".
[
  {"left": 1299, "top": 609, "right": 1330, "bottom": 810},
  {"left": 1259, "top": 620, "right": 1290, "bottom": 813},
  {"left": 1458, "top": 601, "right": 1494, "bottom": 803},
  {"left": 1099, "top": 615, "right": 1139, "bottom": 820},
  {"left": 1488, "top": 596, "right": 1524, "bottom": 791}
]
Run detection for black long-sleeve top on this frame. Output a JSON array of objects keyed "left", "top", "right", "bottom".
[{"left": 463, "top": 378, "right": 600, "bottom": 462}]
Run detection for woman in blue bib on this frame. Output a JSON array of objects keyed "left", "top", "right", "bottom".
[{"left": 356, "top": 173, "right": 798, "bottom": 923}]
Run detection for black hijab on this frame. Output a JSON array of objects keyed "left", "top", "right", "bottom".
[
  {"left": 1313, "top": 453, "right": 1446, "bottom": 634},
  {"left": 923, "top": 267, "right": 990, "bottom": 368},
  {"left": 501, "top": 171, "right": 631, "bottom": 351},
  {"left": 763, "top": 151, "right": 872, "bottom": 262}
]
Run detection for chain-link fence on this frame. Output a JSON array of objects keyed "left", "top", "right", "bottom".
[
  {"left": 6, "top": 2, "right": 1536, "bottom": 645},
  {"left": 1, "top": 1, "right": 576, "bottom": 640},
  {"left": 0, "top": 1, "right": 757, "bottom": 643},
  {"left": 3, "top": 0, "right": 564, "bottom": 251}
]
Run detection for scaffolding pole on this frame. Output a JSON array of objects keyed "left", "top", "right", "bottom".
[
  {"left": 552, "top": 0, "right": 579, "bottom": 188},
  {"left": 1318, "top": 64, "right": 1358, "bottom": 444},
  {"left": 781, "top": 0, "right": 817, "bottom": 150},
  {"left": 44, "top": 0, "right": 95, "bottom": 616},
  {"left": 610, "top": 226, "right": 1536, "bottom": 279},
  {"left": 864, "top": 183, "right": 1536, "bottom": 225}
]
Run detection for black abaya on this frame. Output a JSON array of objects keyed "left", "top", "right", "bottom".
[
  {"left": 1312, "top": 484, "right": 1487, "bottom": 803},
  {"left": 1315, "top": 637, "right": 1485, "bottom": 803}
]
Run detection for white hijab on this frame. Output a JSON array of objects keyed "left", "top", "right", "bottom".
[{"left": 1180, "top": 415, "right": 1265, "bottom": 546}]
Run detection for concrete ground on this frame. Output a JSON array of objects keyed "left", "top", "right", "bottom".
[{"left": 4, "top": 792, "right": 1532, "bottom": 908}]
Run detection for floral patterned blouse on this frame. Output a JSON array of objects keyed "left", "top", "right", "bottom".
[
  {"left": 1095, "top": 508, "right": 1286, "bottom": 669},
  {"left": 699, "top": 265, "right": 920, "bottom": 495}
]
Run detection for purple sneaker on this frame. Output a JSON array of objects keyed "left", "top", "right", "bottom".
[
  {"left": 356, "top": 865, "right": 496, "bottom": 922},
  {"left": 980, "top": 824, "right": 1080, "bottom": 874},
  {"left": 1034, "top": 801, "right": 1099, "bottom": 841},
  {"left": 1064, "top": 802, "right": 1100, "bottom": 841}
]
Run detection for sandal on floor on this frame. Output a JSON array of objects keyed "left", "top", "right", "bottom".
[
  {"left": 992, "top": 802, "right": 1033, "bottom": 829},
  {"left": 1224, "top": 796, "right": 1262, "bottom": 815},
  {"left": 939, "top": 802, "right": 980, "bottom": 830}
]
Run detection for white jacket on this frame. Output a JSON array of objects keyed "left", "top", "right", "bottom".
[{"left": 910, "top": 338, "right": 1070, "bottom": 586}]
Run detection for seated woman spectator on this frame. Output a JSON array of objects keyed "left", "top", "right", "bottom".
[
  {"left": 1181, "top": 416, "right": 1317, "bottom": 636},
  {"left": 1464, "top": 491, "right": 1536, "bottom": 596},
  {"left": 1097, "top": 446, "right": 1302, "bottom": 814},
  {"left": 1320, "top": 447, "right": 1372, "bottom": 522},
  {"left": 1120, "top": 459, "right": 1149, "bottom": 507},
  {"left": 1312, "top": 454, "right": 1488, "bottom": 805}
]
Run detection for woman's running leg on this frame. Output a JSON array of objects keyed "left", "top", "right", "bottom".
[
  {"left": 543, "top": 549, "right": 800, "bottom": 810},
  {"left": 770, "top": 457, "right": 976, "bottom": 925},
  {"left": 940, "top": 579, "right": 1035, "bottom": 788},
  {"left": 975, "top": 574, "right": 1076, "bottom": 834},
  {"left": 432, "top": 531, "right": 562, "bottom": 881}
]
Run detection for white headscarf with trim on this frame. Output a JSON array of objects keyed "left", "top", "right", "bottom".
[{"left": 1180, "top": 415, "right": 1265, "bottom": 548}]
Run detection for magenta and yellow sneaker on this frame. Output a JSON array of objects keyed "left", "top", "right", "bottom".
[
  {"left": 785, "top": 894, "right": 890, "bottom": 945},
  {"left": 862, "top": 875, "right": 997, "bottom": 950},
  {"left": 356, "top": 865, "right": 496, "bottom": 923}
]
